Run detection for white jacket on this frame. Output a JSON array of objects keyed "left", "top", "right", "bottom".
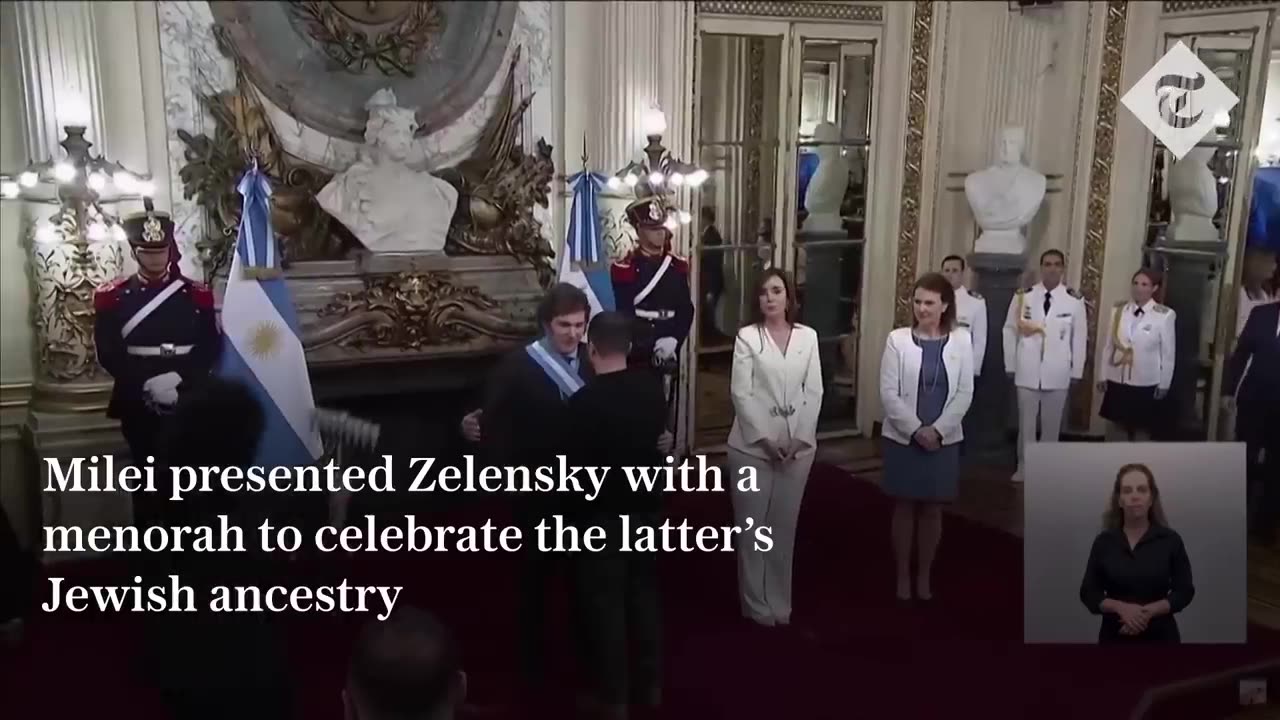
[
  {"left": 954, "top": 286, "right": 987, "bottom": 374},
  {"left": 1100, "top": 299, "right": 1176, "bottom": 389},
  {"left": 728, "top": 324, "right": 824, "bottom": 460},
  {"left": 1002, "top": 283, "right": 1088, "bottom": 390},
  {"left": 879, "top": 327, "right": 974, "bottom": 446}
]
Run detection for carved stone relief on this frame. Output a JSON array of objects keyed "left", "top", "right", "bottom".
[{"left": 209, "top": 0, "right": 514, "bottom": 140}]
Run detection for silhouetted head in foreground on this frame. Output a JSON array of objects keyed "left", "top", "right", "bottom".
[
  {"left": 344, "top": 605, "right": 466, "bottom": 720},
  {"left": 161, "top": 376, "right": 265, "bottom": 469}
]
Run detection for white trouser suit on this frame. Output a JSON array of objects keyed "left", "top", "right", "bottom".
[{"left": 727, "top": 323, "right": 824, "bottom": 625}]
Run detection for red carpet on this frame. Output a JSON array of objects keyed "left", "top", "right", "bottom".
[{"left": 5, "top": 463, "right": 1280, "bottom": 719}]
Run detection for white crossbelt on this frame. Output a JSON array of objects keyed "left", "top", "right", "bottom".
[
  {"left": 121, "top": 279, "right": 184, "bottom": 338},
  {"left": 126, "top": 344, "right": 194, "bottom": 357},
  {"left": 632, "top": 255, "right": 672, "bottom": 305}
]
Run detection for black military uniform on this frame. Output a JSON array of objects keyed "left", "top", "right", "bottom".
[
  {"left": 611, "top": 197, "right": 695, "bottom": 434},
  {"left": 94, "top": 202, "right": 221, "bottom": 484}
]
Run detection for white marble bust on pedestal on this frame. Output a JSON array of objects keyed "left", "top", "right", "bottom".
[
  {"left": 1166, "top": 146, "right": 1219, "bottom": 242},
  {"left": 802, "top": 122, "right": 849, "bottom": 233},
  {"left": 964, "top": 127, "right": 1046, "bottom": 255},
  {"left": 316, "top": 88, "right": 458, "bottom": 254}
]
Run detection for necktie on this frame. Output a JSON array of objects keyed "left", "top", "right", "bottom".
[
  {"left": 1134, "top": 307, "right": 1144, "bottom": 318},
  {"left": 1043, "top": 291, "right": 1052, "bottom": 316}
]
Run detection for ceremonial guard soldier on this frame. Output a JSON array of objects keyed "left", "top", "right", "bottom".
[
  {"left": 612, "top": 196, "right": 695, "bottom": 434},
  {"left": 1098, "top": 269, "right": 1176, "bottom": 441},
  {"left": 1002, "top": 249, "right": 1087, "bottom": 482},
  {"left": 941, "top": 254, "right": 987, "bottom": 375},
  {"left": 94, "top": 199, "right": 221, "bottom": 475}
]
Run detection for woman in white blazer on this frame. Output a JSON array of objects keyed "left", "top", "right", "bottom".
[
  {"left": 728, "top": 269, "right": 823, "bottom": 627},
  {"left": 879, "top": 272, "right": 974, "bottom": 601}
]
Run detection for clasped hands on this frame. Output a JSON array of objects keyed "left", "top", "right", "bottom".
[
  {"left": 912, "top": 425, "right": 942, "bottom": 452},
  {"left": 1114, "top": 601, "right": 1155, "bottom": 636},
  {"left": 143, "top": 372, "right": 182, "bottom": 409},
  {"left": 759, "top": 437, "right": 804, "bottom": 465}
]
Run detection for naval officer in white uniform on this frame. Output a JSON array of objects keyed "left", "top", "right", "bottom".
[
  {"left": 1003, "top": 249, "right": 1088, "bottom": 482},
  {"left": 1098, "top": 268, "right": 1176, "bottom": 441},
  {"left": 941, "top": 255, "right": 987, "bottom": 375}
]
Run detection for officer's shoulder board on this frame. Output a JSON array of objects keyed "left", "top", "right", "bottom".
[
  {"left": 668, "top": 252, "right": 690, "bottom": 274},
  {"left": 92, "top": 276, "right": 129, "bottom": 312},
  {"left": 186, "top": 279, "right": 215, "bottom": 309},
  {"left": 1114, "top": 299, "right": 1127, "bottom": 309},
  {"left": 1015, "top": 287, "right": 1031, "bottom": 295},
  {"left": 967, "top": 289, "right": 983, "bottom": 301},
  {"left": 1066, "top": 287, "right": 1083, "bottom": 299},
  {"left": 1152, "top": 303, "right": 1170, "bottom": 314}
]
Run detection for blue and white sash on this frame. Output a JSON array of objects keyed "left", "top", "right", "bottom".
[{"left": 525, "top": 338, "right": 585, "bottom": 400}]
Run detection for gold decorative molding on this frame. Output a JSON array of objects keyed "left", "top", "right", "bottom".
[
  {"left": 696, "top": 1, "right": 884, "bottom": 23},
  {"left": 310, "top": 272, "right": 537, "bottom": 351},
  {"left": 893, "top": 1, "right": 935, "bottom": 329},
  {"left": 1071, "top": 0, "right": 1129, "bottom": 429},
  {"left": 1162, "top": 1, "right": 1277, "bottom": 13}
]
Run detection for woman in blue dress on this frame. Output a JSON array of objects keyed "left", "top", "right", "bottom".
[{"left": 879, "top": 272, "right": 975, "bottom": 601}]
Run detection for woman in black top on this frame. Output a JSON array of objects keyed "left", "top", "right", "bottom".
[{"left": 1079, "top": 463, "right": 1195, "bottom": 643}]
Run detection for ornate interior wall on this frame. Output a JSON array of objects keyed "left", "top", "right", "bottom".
[{"left": 156, "top": 1, "right": 555, "bottom": 279}]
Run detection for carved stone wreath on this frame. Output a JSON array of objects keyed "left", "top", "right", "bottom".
[{"left": 287, "top": 0, "right": 446, "bottom": 76}]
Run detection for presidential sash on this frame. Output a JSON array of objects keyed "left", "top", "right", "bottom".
[{"left": 526, "top": 338, "right": 585, "bottom": 400}]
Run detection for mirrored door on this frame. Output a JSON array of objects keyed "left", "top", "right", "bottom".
[
  {"left": 1140, "top": 11, "right": 1272, "bottom": 441},
  {"left": 690, "top": 23, "right": 789, "bottom": 449},
  {"left": 782, "top": 24, "right": 880, "bottom": 436}
]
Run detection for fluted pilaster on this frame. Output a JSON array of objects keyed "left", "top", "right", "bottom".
[{"left": 12, "top": 1, "right": 108, "bottom": 160}]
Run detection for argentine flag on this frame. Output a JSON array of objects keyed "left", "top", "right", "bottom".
[
  {"left": 214, "top": 162, "right": 323, "bottom": 466},
  {"left": 558, "top": 170, "right": 616, "bottom": 315}
]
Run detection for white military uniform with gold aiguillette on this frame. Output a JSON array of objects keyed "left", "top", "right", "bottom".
[
  {"left": 1099, "top": 299, "right": 1175, "bottom": 439},
  {"left": 954, "top": 286, "right": 987, "bottom": 375},
  {"left": 1003, "top": 283, "right": 1088, "bottom": 481}
]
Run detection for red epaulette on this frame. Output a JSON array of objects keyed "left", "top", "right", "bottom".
[
  {"left": 611, "top": 257, "right": 637, "bottom": 283},
  {"left": 93, "top": 277, "right": 129, "bottom": 312},
  {"left": 187, "top": 279, "right": 215, "bottom": 309}
]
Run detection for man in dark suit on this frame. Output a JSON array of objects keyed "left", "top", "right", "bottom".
[
  {"left": 1225, "top": 301, "right": 1280, "bottom": 543},
  {"left": 460, "top": 282, "right": 593, "bottom": 698},
  {"left": 565, "top": 311, "right": 668, "bottom": 719}
]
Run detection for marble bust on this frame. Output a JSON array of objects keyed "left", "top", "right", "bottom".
[
  {"left": 1167, "top": 146, "right": 1219, "bottom": 242},
  {"left": 316, "top": 88, "right": 458, "bottom": 254},
  {"left": 964, "top": 127, "right": 1046, "bottom": 255},
  {"left": 802, "top": 122, "right": 849, "bottom": 233}
]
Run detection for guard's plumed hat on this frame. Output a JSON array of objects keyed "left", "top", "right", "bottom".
[
  {"left": 121, "top": 197, "right": 175, "bottom": 250},
  {"left": 624, "top": 196, "right": 670, "bottom": 230}
]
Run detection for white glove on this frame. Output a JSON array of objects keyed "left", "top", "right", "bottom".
[
  {"left": 653, "top": 336, "right": 678, "bottom": 363},
  {"left": 143, "top": 372, "right": 182, "bottom": 407}
]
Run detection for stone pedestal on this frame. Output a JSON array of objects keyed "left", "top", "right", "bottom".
[
  {"left": 964, "top": 252, "right": 1025, "bottom": 465},
  {"left": 1149, "top": 239, "right": 1227, "bottom": 437},
  {"left": 798, "top": 230, "right": 857, "bottom": 419}
]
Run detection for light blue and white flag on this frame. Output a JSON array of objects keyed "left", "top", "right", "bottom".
[
  {"left": 214, "top": 162, "right": 323, "bottom": 467},
  {"left": 558, "top": 170, "right": 616, "bottom": 316}
]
